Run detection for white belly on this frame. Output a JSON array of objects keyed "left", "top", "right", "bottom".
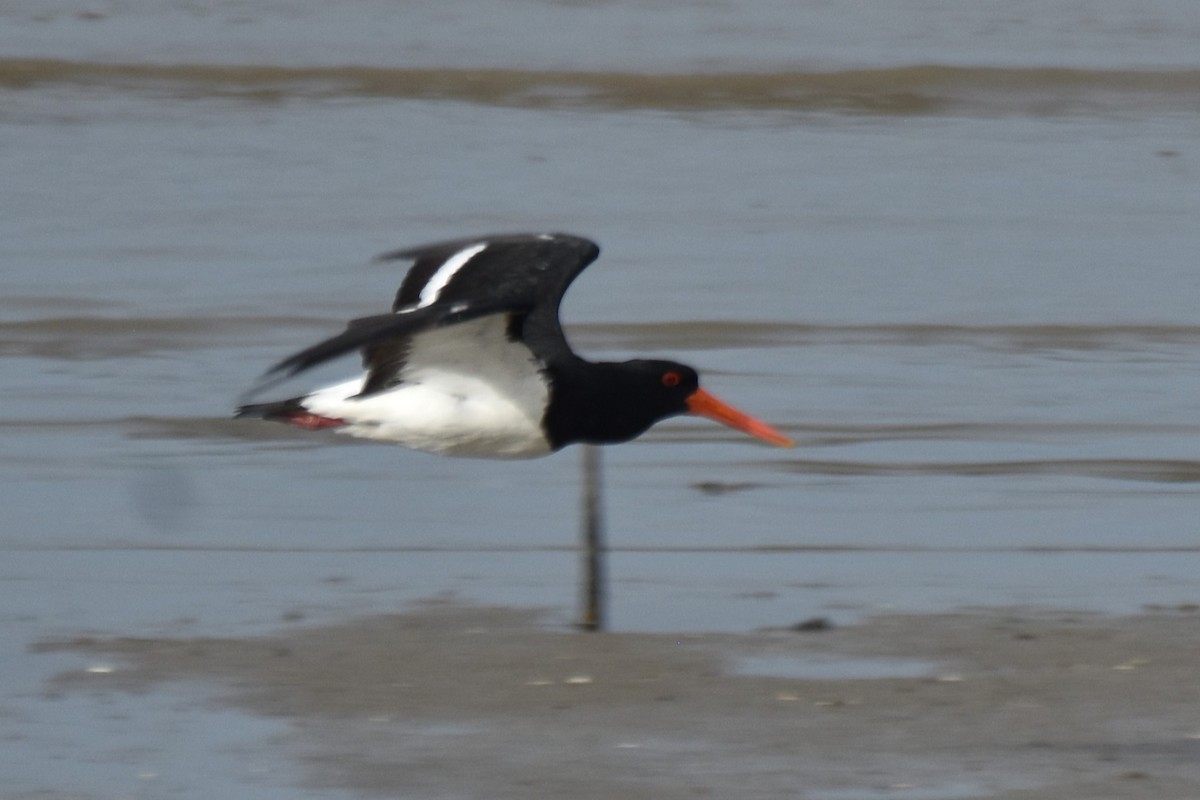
[
  {"left": 298, "top": 316, "right": 553, "bottom": 458},
  {"left": 303, "top": 376, "right": 550, "bottom": 458}
]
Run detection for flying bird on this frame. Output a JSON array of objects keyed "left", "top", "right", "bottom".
[{"left": 236, "top": 233, "right": 792, "bottom": 456}]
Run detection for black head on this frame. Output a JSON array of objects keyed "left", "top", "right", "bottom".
[
  {"left": 542, "top": 358, "right": 793, "bottom": 450},
  {"left": 612, "top": 358, "right": 702, "bottom": 425},
  {"left": 542, "top": 359, "right": 698, "bottom": 448}
]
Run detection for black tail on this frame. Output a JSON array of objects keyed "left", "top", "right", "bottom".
[{"left": 234, "top": 396, "right": 306, "bottom": 421}]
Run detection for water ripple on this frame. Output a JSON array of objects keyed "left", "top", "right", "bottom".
[
  {"left": 4, "top": 58, "right": 1199, "bottom": 117},
  {"left": 6, "top": 316, "right": 1200, "bottom": 359}
]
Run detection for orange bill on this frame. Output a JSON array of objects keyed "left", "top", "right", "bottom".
[{"left": 685, "top": 388, "right": 794, "bottom": 448}]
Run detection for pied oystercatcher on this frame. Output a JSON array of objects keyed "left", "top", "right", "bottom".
[{"left": 236, "top": 233, "right": 792, "bottom": 456}]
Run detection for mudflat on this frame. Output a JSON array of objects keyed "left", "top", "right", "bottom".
[{"left": 41, "top": 604, "right": 1200, "bottom": 799}]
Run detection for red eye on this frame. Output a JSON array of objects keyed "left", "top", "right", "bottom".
[{"left": 662, "top": 371, "right": 681, "bottom": 388}]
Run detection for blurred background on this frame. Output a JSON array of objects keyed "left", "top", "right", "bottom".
[{"left": 2, "top": 1, "right": 1199, "bottom": 793}]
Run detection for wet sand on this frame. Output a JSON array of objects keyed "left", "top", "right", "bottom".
[{"left": 41, "top": 604, "right": 1200, "bottom": 799}]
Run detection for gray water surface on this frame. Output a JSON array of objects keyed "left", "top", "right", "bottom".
[{"left": 3, "top": 2, "right": 1200, "bottom": 796}]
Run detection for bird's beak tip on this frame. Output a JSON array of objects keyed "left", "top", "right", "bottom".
[{"left": 685, "top": 388, "right": 792, "bottom": 449}]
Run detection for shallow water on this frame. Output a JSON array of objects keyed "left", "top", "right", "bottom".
[
  {"left": 4, "top": 0, "right": 1198, "bottom": 628},
  {"left": 733, "top": 652, "right": 938, "bottom": 681},
  {"left": 2, "top": 1, "right": 1200, "bottom": 796}
]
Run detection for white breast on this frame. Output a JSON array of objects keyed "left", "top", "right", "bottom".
[{"left": 299, "top": 314, "right": 553, "bottom": 458}]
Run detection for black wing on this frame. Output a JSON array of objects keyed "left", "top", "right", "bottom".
[{"left": 241, "top": 233, "right": 600, "bottom": 401}]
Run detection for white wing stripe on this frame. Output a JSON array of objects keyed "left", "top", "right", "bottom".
[{"left": 418, "top": 243, "right": 488, "bottom": 308}]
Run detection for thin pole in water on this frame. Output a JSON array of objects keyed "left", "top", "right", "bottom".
[{"left": 578, "top": 444, "right": 606, "bottom": 632}]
